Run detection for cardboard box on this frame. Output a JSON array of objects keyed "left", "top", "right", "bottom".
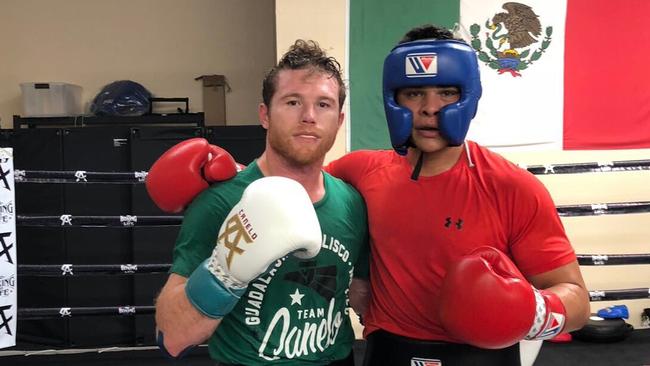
[
  {"left": 195, "top": 74, "right": 229, "bottom": 126},
  {"left": 20, "top": 82, "right": 82, "bottom": 117}
]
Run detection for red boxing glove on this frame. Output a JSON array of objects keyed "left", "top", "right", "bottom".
[
  {"left": 203, "top": 144, "right": 240, "bottom": 181},
  {"left": 145, "top": 138, "right": 239, "bottom": 213},
  {"left": 438, "top": 246, "right": 566, "bottom": 349}
]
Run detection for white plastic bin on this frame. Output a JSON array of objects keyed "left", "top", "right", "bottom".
[{"left": 20, "top": 82, "right": 82, "bottom": 117}]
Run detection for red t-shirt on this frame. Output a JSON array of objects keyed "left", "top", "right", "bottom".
[{"left": 326, "top": 141, "right": 576, "bottom": 341}]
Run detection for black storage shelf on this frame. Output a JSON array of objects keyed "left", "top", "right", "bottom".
[{"left": 0, "top": 115, "right": 266, "bottom": 350}]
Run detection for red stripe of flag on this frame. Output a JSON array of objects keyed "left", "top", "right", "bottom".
[{"left": 564, "top": 0, "right": 650, "bottom": 149}]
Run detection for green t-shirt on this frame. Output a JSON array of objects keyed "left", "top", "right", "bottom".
[{"left": 170, "top": 161, "right": 369, "bottom": 365}]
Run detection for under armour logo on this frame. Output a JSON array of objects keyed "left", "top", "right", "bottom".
[
  {"left": 0, "top": 232, "right": 13, "bottom": 264},
  {"left": 444, "top": 217, "right": 463, "bottom": 230},
  {"left": 61, "top": 264, "right": 74, "bottom": 276},
  {"left": 218, "top": 209, "right": 256, "bottom": 268},
  {"left": 0, "top": 304, "right": 13, "bottom": 336},
  {"left": 74, "top": 170, "right": 87, "bottom": 182},
  {"left": 59, "top": 308, "right": 72, "bottom": 317},
  {"left": 60, "top": 215, "right": 73, "bottom": 226}
]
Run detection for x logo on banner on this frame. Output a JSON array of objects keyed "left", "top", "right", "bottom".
[
  {"left": 0, "top": 165, "right": 10, "bottom": 191},
  {"left": 0, "top": 304, "right": 12, "bottom": 336},
  {"left": 0, "top": 232, "right": 13, "bottom": 264}
]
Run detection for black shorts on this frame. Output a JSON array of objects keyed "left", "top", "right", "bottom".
[{"left": 362, "top": 330, "right": 521, "bottom": 366}]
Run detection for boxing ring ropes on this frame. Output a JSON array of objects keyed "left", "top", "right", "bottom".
[{"left": 1, "top": 158, "right": 650, "bottom": 357}]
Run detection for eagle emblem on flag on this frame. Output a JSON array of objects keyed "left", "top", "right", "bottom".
[{"left": 469, "top": 2, "right": 553, "bottom": 77}]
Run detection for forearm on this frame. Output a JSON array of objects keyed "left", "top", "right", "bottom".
[
  {"left": 545, "top": 282, "right": 591, "bottom": 332},
  {"left": 155, "top": 275, "right": 221, "bottom": 356},
  {"left": 529, "top": 261, "right": 591, "bottom": 333},
  {"left": 349, "top": 278, "right": 371, "bottom": 317},
  {"left": 153, "top": 176, "right": 323, "bottom": 356}
]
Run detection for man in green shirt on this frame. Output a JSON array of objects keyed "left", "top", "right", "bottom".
[{"left": 152, "top": 40, "right": 369, "bottom": 366}]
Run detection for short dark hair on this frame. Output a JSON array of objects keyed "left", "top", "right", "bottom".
[
  {"left": 262, "top": 40, "right": 346, "bottom": 111},
  {"left": 399, "top": 24, "right": 462, "bottom": 44}
]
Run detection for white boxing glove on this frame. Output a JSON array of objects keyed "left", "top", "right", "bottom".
[{"left": 185, "top": 176, "right": 322, "bottom": 318}]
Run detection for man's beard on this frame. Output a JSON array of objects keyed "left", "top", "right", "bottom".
[{"left": 267, "top": 125, "right": 335, "bottom": 166}]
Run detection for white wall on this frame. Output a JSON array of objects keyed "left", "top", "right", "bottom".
[
  {"left": 0, "top": 0, "right": 276, "bottom": 127},
  {"left": 501, "top": 148, "right": 650, "bottom": 330},
  {"left": 275, "top": 0, "right": 348, "bottom": 164}
]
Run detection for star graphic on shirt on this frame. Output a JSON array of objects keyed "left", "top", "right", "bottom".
[{"left": 289, "top": 289, "right": 305, "bottom": 306}]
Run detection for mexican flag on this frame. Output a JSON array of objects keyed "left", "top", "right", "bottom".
[{"left": 349, "top": 0, "right": 650, "bottom": 151}]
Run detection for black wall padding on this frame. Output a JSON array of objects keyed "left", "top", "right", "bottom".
[
  {"left": 2, "top": 124, "right": 266, "bottom": 349},
  {"left": 129, "top": 126, "right": 201, "bottom": 345},
  {"left": 129, "top": 126, "right": 203, "bottom": 216},
  {"left": 205, "top": 125, "right": 266, "bottom": 165},
  {"left": 60, "top": 127, "right": 135, "bottom": 346}
]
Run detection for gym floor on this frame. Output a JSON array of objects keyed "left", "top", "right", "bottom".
[
  {"left": 535, "top": 328, "right": 650, "bottom": 366},
  {"left": 3, "top": 329, "right": 648, "bottom": 366}
]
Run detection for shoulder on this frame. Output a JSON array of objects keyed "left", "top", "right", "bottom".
[
  {"left": 323, "top": 171, "right": 365, "bottom": 203},
  {"left": 322, "top": 172, "right": 368, "bottom": 224},
  {"left": 186, "top": 170, "right": 255, "bottom": 217},
  {"left": 326, "top": 149, "right": 397, "bottom": 183},
  {"left": 334, "top": 149, "right": 395, "bottom": 167},
  {"left": 321, "top": 173, "right": 369, "bottom": 238},
  {"left": 468, "top": 142, "right": 557, "bottom": 221},
  {"left": 469, "top": 141, "right": 546, "bottom": 193}
]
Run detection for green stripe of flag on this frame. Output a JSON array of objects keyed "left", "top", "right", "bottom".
[{"left": 349, "top": 0, "right": 460, "bottom": 150}]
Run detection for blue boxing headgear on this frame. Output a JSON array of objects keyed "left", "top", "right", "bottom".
[{"left": 383, "top": 39, "right": 482, "bottom": 154}]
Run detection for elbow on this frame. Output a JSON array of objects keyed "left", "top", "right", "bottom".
[
  {"left": 572, "top": 306, "right": 591, "bottom": 332},
  {"left": 567, "top": 286, "right": 592, "bottom": 332},
  {"left": 579, "top": 286, "right": 591, "bottom": 324},
  {"left": 579, "top": 293, "right": 592, "bottom": 328},
  {"left": 156, "top": 329, "right": 196, "bottom": 359}
]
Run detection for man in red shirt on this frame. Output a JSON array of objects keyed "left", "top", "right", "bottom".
[{"left": 326, "top": 24, "right": 590, "bottom": 365}]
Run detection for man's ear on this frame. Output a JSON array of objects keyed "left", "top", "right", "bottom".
[{"left": 258, "top": 103, "right": 270, "bottom": 129}]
